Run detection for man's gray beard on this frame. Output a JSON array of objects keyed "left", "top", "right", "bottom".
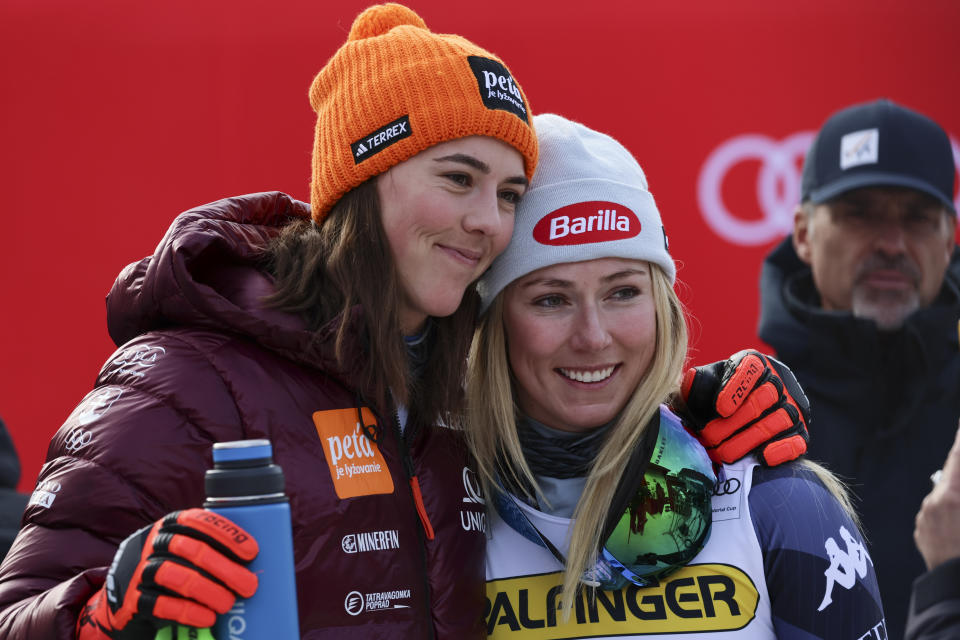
[{"left": 851, "top": 285, "right": 920, "bottom": 331}]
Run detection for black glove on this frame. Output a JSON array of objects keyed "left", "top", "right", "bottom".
[
  {"left": 76, "top": 508, "right": 258, "bottom": 640},
  {"left": 678, "top": 349, "right": 810, "bottom": 466}
]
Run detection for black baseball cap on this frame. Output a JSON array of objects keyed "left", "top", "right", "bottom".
[{"left": 801, "top": 98, "right": 956, "bottom": 213}]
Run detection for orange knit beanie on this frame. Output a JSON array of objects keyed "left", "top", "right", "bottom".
[{"left": 308, "top": 3, "right": 538, "bottom": 223}]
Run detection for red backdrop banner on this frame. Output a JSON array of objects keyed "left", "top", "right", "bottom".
[{"left": 2, "top": 0, "right": 958, "bottom": 491}]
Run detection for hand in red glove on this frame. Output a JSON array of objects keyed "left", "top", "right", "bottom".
[
  {"left": 678, "top": 349, "right": 810, "bottom": 466},
  {"left": 76, "top": 508, "right": 258, "bottom": 640}
]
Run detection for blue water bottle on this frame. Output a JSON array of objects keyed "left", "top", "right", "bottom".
[{"left": 204, "top": 439, "right": 300, "bottom": 640}]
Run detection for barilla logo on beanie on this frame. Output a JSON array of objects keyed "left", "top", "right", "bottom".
[
  {"left": 532, "top": 201, "right": 641, "bottom": 246},
  {"left": 352, "top": 115, "right": 413, "bottom": 164},
  {"left": 468, "top": 56, "right": 528, "bottom": 123}
]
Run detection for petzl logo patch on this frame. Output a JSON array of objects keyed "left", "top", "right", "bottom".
[
  {"left": 351, "top": 115, "right": 412, "bottom": 164},
  {"left": 468, "top": 56, "right": 528, "bottom": 123},
  {"left": 532, "top": 201, "right": 641, "bottom": 246},
  {"left": 313, "top": 408, "right": 394, "bottom": 499}
]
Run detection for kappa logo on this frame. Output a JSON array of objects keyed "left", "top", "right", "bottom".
[
  {"left": 351, "top": 115, "right": 412, "bottom": 164},
  {"left": 468, "top": 56, "right": 528, "bottom": 123},
  {"left": 533, "top": 201, "right": 641, "bottom": 246},
  {"left": 341, "top": 529, "right": 400, "bottom": 554},
  {"left": 344, "top": 588, "right": 412, "bottom": 616},
  {"left": 840, "top": 128, "right": 879, "bottom": 170},
  {"left": 28, "top": 480, "right": 62, "bottom": 509},
  {"left": 75, "top": 387, "right": 124, "bottom": 427},
  {"left": 107, "top": 345, "right": 166, "bottom": 379},
  {"left": 697, "top": 132, "right": 960, "bottom": 246},
  {"left": 313, "top": 408, "right": 394, "bottom": 499},
  {"left": 818, "top": 525, "right": 873, "bottom": 612}
]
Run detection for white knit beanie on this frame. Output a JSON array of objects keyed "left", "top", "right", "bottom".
[{"left": 478, "top": 113, "right": 674, "bottom": 312}]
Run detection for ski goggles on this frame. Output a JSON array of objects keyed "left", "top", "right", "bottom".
[{"left": 493, "top": 405, "right": 716, "bottom": 590}]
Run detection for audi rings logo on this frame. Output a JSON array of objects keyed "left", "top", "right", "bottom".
[
  {"left": 64, "top": 428, "right": 92, "bottom": 453},
  {"left": 697, "top": 133, "right": 960, "bottom": 246},
  {"left": 345, "top": 591, "right": 364, "bottom": 616},
  {"left": 713, "top": 477, "right": 741, "bottom": 497}
]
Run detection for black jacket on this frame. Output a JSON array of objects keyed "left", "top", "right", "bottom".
[
  {"left": 757, "top": 237, "right": 960, "bottom": 636},
  {"left": 0, "top": 419, "right": 26, "bottom": 562},
  {"left": 907, "top": 558, "right": 960, "bottom": 640}
]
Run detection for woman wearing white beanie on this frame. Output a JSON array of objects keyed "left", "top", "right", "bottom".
[{"left": 468, "top": 114, "right": 886, "bottom": 638}]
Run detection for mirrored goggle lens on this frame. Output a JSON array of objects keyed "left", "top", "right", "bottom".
[{"left": 591, "top": 408, "right": 715, "bottom": 590}]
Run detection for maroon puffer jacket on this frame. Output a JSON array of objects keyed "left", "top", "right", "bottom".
[{"left": 0, "top": 193, "right": 487, "bottom": 639}]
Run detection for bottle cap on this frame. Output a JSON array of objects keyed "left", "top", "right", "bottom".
[
  {"left": 206, "top": 439, "right": 286, "bottom": 501},
  {"left": 212, "top": 439, "right": 273, "bottom": 465}
]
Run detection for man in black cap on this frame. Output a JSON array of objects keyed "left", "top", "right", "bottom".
[{"left": 757, "top": 98, "right": 959, "bottom": 635}]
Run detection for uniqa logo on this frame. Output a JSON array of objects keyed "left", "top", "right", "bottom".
[
  {"left": 224, "top": 600, "right": 246, "bottom": 639},
  {"left": 461, "top": 467, "right": 486, "bottom": 532},
  {"left": 462, "top": 468, "right": 484, "bottom": 505},
  {"left": 533, "top": 201, "right": 640, "bottom": 246}
]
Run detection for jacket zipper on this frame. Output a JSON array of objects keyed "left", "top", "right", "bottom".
[{"left": 393, "top": 411, "right": 436, "bottom": 640}]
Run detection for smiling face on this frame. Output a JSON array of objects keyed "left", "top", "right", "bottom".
[
  {"left": 793, "top": 186, "right": 956, "bottom": 330},
  {"left": 502, "top": 257, "right": 657, "bottom": 433},
  {"left": 377, "top": 136, "right": 528, "bottom": 334}
]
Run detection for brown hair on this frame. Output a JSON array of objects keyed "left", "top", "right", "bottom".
[{"left": 263, "top": 178, "right": 477, "bottom": 426}]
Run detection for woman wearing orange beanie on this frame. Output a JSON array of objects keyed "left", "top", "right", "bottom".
[
  {"left": 0, "top": 5, "right": 536, "bottom": 638},
  {"left": 0, "top": 5, "right": 806, "bottom": 638}
]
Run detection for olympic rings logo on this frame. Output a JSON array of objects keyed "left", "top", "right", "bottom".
[
  {"left": 697, "top": 133, "right": 960, "bottom": 246},
  {"left": 64, "top": 428, "right": 92, "bottom": 452},
  {"left": 712, "top": 477, "right": 741, "bottom": 496}
]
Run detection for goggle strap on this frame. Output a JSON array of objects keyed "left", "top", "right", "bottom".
[
  {"left": 492, "top": 477, "right": 564, "bottom": 558},
  {"left": 492, "top": 477, "right": 606, "bottom": 588}
]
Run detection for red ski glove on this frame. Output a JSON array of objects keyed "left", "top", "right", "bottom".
[
  {"left": 76, "top": 508, "right": 258, "bottom": 640},
  {"left": 678, "top": 350, "right": 810, "bottom": 466}
]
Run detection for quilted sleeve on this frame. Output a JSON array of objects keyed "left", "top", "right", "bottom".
[{"left": 0, "top": 331, "right": 247, "bottom": 638}]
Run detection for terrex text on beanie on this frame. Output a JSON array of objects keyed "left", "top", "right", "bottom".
[{"left": 308, "top": 3, "right": 539, "bottom": 223}]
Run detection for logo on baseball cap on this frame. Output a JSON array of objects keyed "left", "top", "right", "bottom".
[{"left": 801, "top": 98, "right": 956, "bottom": 213}]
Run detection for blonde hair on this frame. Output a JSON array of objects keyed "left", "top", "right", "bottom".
[
  {"left": 466, "top": 264, "right": 686, "bottom": 617},
  {"left": 467, "top": 262, "right": 859, "bottom": 618}
]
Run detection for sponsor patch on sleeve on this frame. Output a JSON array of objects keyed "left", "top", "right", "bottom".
[
  {"left": 313, "top": 408, "right": 395, "bottom": 499},
  {"left": 351, "top": 115, "right": 412, "bottom": 164},
  {"left": 467, "top": 56, "right": 529, "bottom": 123}
]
